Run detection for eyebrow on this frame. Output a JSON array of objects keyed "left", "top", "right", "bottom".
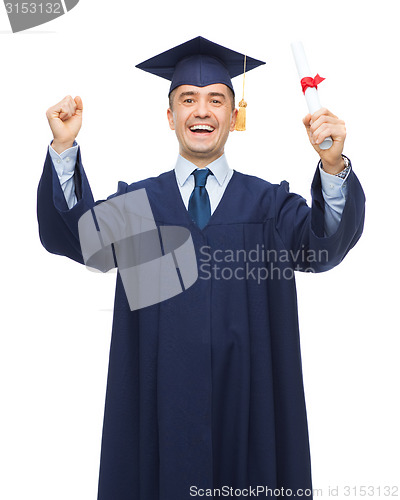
[
  {"left": 208, "top": 92, "right": 226, "bottom": 99},
  {"left": 178, "top": 91, "right": 227, "bottom": 100}
]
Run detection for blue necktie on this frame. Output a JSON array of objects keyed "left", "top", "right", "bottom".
[{"left": 188, "top": 168, "right": 213, "bottom": 229}]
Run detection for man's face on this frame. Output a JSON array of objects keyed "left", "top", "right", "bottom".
[{"left": 167, "top": 83, "right": 237, "bottom": 166}]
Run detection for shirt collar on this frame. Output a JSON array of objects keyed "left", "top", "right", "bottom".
[{"left": 174, "top": 154, "right": 230, "bottom": 187}]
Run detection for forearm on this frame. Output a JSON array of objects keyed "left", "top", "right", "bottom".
[
  {"left": 49, "top": 141, "right": 79, "bottom": 209},
  {"left": 319, "top": 157, "right": 351, "bottom": 237}
]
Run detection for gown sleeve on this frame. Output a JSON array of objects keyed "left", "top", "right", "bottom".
[
  {"left": 274, "top": 159, "right": 365, "bottom": 272},
  {"left": 37, "top": 147, "right": 127, "bottom": 266}
]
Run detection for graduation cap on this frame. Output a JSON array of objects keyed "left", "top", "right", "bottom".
[{"left": 135, "top": 36, "right": 266, "bottom": 131}]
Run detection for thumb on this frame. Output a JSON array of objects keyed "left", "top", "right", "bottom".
[
  {"left": 74, "top": 96, "right": 83, "bottom": 115},
  {"left": 302, "top": 113, "right": 312, "bottom": 131}
]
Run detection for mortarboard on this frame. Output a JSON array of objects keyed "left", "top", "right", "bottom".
[{"left": 135, "top": 36, "right": 266, "bottom": 130}]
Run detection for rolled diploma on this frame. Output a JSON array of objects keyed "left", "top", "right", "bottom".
[{"left": 291, "top": 41, "right": 332, "bottom": 150}]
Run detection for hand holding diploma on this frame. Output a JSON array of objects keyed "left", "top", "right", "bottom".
[
  {"left": 291, "top": 41, "right": 346, "bottom": 174},
  {"left": 302, "top": 108, "right": 346, "bottom": 175}
]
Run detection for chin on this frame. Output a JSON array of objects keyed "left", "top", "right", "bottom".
[
  {"left": 188, "top": 140, "right": 218, "bottom": 154},
  {"left": 189, "top": 147, "right": 218, "bottom": 157}
]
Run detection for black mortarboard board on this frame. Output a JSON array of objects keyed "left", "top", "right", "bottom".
[{"left": 135, "top": 36, "right": 265, "bottom": 96}]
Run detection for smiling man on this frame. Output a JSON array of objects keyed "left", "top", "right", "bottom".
[
  {"left": 167, "top": 84, "right": 236, "bottom": 167},
  {"left": 37, "top": 37, "right": 365, "bottom": 500}
]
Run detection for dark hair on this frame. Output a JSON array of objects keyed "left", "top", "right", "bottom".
[{"left": 168, "top": 86, "right": 236, "bottom": 111}]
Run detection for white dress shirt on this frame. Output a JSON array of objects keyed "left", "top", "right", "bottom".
[
  {"left": 174, "top": 153, "right": 234, "bottom": 213},
  {"left": 49, "top": 143, "right": 349, "bottom": 236}
]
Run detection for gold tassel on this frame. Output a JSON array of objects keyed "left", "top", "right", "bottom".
[
  {"left": 235, "top": 55, "right": 247, "bottom": 131},
  {"left": 235, "top": 99, "right": 247, "bottom": 131}
]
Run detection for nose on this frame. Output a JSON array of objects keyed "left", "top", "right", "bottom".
[{"left": 194, "top": 99, "right": 211, "bottom": 119}]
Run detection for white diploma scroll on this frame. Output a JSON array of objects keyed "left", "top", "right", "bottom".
[{"left": 291, "top": 41, "right": 333, "bottom": 150}]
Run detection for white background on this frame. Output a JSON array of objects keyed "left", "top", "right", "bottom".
[{"left": 0, "top": 0, "right": 399, "bottom": 498}]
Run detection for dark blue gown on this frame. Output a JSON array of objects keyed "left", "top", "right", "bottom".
[{"left": 37, "top": 149, "right": 365, "bottom": 499}]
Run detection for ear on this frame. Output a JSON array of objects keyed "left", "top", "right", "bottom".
[
  {"left": 230, "top": 108, "right": 238, "bottom": 132},
  {"left": 167, "top": 108, "right": 175, "bottom": 130}
]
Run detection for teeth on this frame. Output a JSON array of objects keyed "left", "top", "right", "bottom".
[{"left": 190, "top": 125, "right": 215, "bottom": 132}]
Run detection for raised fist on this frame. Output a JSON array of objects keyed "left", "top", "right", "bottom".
[{"left": 46, "top": 95, "right": 83, "bottom": 154}]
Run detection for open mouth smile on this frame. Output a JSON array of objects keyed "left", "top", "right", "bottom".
[{"left": 189, "top": 124, "right": 216, "bottom": 134}]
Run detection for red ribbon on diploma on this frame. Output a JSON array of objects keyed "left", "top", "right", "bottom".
[{"left": 300, "top": 74, "right": 325, "bottom": 94}]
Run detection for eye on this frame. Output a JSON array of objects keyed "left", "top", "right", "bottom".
[
  {"left": 184, "top": 98, "right": 194, "bottom": 103},
  {"left": 211, "top": 99, "right": 221, "bottom": 104}
]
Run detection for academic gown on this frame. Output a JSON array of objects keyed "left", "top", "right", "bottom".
[{"left": 37, "top": 149, "right": 365, "bottom": 500}]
